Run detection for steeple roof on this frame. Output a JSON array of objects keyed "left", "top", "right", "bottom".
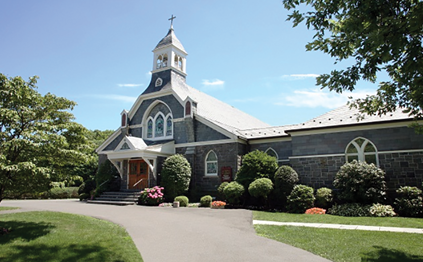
[{"left": 154, "top": 27, "right": 186, "bottom": 53}]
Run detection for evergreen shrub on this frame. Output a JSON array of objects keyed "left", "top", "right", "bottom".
[
  {"left": 235, "top": 150, "right": 278, "bottom": 189},
  {"left": 217, "top": 182, "right": 229, "bottom": 200},
  {"left": 315, "top": 187, "right": 333, "bottom": 209},
  {"left": 287, "top": 185, "right": 315, "bottom": 213},
  {"left": 174, "top": 196, "right": 189, "bottom": 207},
  {"left": 95, "top": 160, "right": 120, "bottom": 194},
  {"left": 223, "top": 181, "right": 245, "bottom": 205},
  {"left": 200, "top": 195, "right": 213, "bottom": 207},
  {"left": 328, "top": 203, "right": 371, "bottom": 217},
  {"left": 333, "top": 160, "right": 387, "bottom": 204},
  {"left": 248, "top": 178, "right": 273, "bottom": 200},
  {"left": 394, "top": 186, "right": 423, "bottom": 217},
  {"left": 161, "top": 154, "right": 191, "bottom": 201}
]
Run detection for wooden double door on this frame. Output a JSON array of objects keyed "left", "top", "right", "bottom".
[{"left": 128, "top": 160, "right": 149, "bottom": 190}]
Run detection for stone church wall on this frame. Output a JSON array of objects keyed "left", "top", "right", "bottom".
[{"left": 249, "top": 140, "right": 292, "bottom": 162}]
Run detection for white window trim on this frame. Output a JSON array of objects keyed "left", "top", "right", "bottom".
[
  {"left": 345, "top": 137, "right": 379, "bottom": 166},
  {"left": 145, "top": 112, "right": 173, "bottom": 141},
  {"left": 265, "top": 148, "right": 279, "bottom": 160},
  {"left": 205, "top": 150, "right": 218, "bottom": 176}
]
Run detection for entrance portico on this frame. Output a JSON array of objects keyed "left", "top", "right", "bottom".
[{"left": 106, "top": 136, "right": 174, "bottom": 190}]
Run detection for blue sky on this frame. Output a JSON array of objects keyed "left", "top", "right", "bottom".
[{"left": 0, "top": 0, "right": 378, "bottom": 131}]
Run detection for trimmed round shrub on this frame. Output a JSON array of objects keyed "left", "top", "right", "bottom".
[
  {"left": 235, "top": 150, "right": 278, "bottom": 189},
  {"left": 315, "top": 187, "right": 333, "bottom": 209},
  {"left": 273, "top": 165, "right": 299, "bottom": 205},
  {"left": 394, "top": 186, "right": 423, "bottom": 217},
  {"left": 369, "top": 203, "right": 396, "bottom": 217},
  {"left": 223, "top": 181, "right": 245, "bottom": 205},
  {"left": 78, "top": 179, "right": 96, "bottom": 195},
  {"left": 248, "top": 178, "right": 274, "bottom": 200},
  {"left": 200, "top": 195, "right": 213, "bottom": 207},
  {"left": 287, "top": 185, "right": 315, "bottom": 213},
  {"left": 217, "top": 182, "right": 229, "bottom": 200},
  {"left": 333, "top": 160, "right": 387, "bottom": 204},
  {"left": 174, "top": 196, "right": 189, "bottom": 207},
  {"left": 328, "top": 203, "right": 371, "bottom": 217},
  {"left": 160, "top": 154, "right": 191, "bottom": 201}
]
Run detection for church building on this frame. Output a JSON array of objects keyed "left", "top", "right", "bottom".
[{"left": 96, "top": 22, "right": 423, "bottom": 196}]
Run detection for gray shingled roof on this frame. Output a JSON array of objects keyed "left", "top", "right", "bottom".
[
  {"left": 157, "top": 71, "right": 271, "bottom": 134},
  {"left": 238, "top": 104, "right": 413, "bottom": 139},
  {"left": 154, "top": 28, "right": 186, "bottom": 53}
]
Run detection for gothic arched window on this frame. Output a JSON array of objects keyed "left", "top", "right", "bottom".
[
  {"left": 205, "top": 151, "right": 218, "bottom": 176},
  {"left": 155, "top": 115, "right": 164, "bottom": 137},
  {"left": 147, "top": 119, "right": 153, "bottom": 138},
  {"left": 166, "top": 116, "right": 173, "bottom": 136},
  {"left": 185, "top": 101, "right": 191, "bottom": 117},
  {"left": 345, "top": 137, "right": 379, "bottom": 166},
  {"left": 265, "top": 148, "right": 278, "bottom": 160}
]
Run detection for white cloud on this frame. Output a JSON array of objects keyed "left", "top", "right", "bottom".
[
  {"left": 281, "top": 74, "right": 320, "bottom": 80},
  {"left": 91, "top": 94, "right": 137, "bottom": 103},
  {"left": 117, "top": 83, "right": 142, "bottom": 88},
  {"left": 201, "top": 79, "right": 225, "bottom": 90},
  {"left": 275, "top": 89, "right": 373, "bottom": 109}
]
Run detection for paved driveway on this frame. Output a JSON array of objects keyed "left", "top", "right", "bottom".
[{"left": 1, "top": 200, "right": 330, "bottom": 262}]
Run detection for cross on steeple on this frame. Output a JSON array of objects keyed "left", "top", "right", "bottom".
[{"left": 168, "top": 14, "right": 176, "bottom": 28}]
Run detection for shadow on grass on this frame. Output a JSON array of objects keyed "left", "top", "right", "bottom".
[
  {"left": 361, "top": 246, "right": 423, "bottom": 262},
  {"left": 2, "top": 243, "right": 125, "bottom": 262},
  {"left": 0, "top": 220, "right": 54, "bottom": 244}
]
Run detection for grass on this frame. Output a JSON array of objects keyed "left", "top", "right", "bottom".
[
  {"left": 253, "top": 211, "right": 423, "bottom": 228},
  {"left": 0, "top": 211, "right": 143, "bottom": 262},
  {"left": 0, "top": 207, "right": 19, "bottom": 212},
  {"left": 254, "top": 211, "right": 423, "bottom": 262},
  {"left": 255, "top": 225, "right": 423, "bottom": 262}
]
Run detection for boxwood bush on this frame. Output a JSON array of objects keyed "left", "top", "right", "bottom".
[
  {"left": 333, "top": 160, "right": 387, "bottom": 204},
  {"left": 217, "top": 182, "right": 229, "bottom": 200},
  {"left": 394, "top": 186, "right": 423, "bottom": 217},
  {"left": 287, "top": 185, "right": 315, "bottom": 213},
  {"left": 223, "top": 181, "right": 245, "bottom": 205},
  {"left": 274, "top": 165, "right": 299, "bottom": 199},
  {"left": 248, "top": 178, "right": 273, "bottom": 200},
  {"left": 235, "top": 150, "right": 278, "bottom": 189},
  {"left": 161, "top": 154, "right": 192, "bottom": 201},
  {"left": 200, "top": 195, "right": 213, "bottom": 207},
  {"left": 315, "top": 187, "right": 333, "bottom": 209},
  {"left": 174, "top": 196, "right": 189, "bottom": 207}
]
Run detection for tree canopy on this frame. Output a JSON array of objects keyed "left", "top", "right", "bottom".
[
  {"left": 283, "top": 0, "right": 423, "bottom": 126},
  {"left": 0, "top": 74, "right": 93, "bottom": 202}
]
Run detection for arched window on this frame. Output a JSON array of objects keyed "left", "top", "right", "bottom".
[
  {"left": 147, "top": 119, "right": 153, "bottom": 138},
  {"left": 155, "top": 78, "right": 163, "bottom": 87},
  {"left": 156, "top": 55, "right": 162, "bottom": 69},
  {"left": 174, "top": 55, "right": 179, "bottom": 68},
  {"left": 345, "top": 137, "right": 378, "bottom": 166},
  {"left": 205, "top": 151, "right": 218, "bottom": 176},
  {"left": 265, "top": 148, "right": 278, "bottom": 160},
  {"left": 178, "top": 57, "right": 183, "bottom": 69},
  {"left": 155, "top": 115, "right": 164, "bottom": 137},
  {"left": 166, "top": 116, "right": 173, "bottom": 136},
  {"left": 121, "top": 113, "right": 127, "bottom": 127},
  {"left": 185, "top": 101, "right": 191, "bottom": 117},
  {"left": 162, "top": 54, "right": 168, "bottom": 67}
]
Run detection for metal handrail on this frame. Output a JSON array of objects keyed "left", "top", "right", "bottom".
[
  {"left": 98, "top": 179, "right": 109, "bottom": 189},
  {"left": 133, "top": 178, "right": 143, "bottom": 187}
]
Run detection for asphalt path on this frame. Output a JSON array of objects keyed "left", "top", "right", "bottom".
[{"left": 1, "top": 199, "right": 331, "bottom": 262}]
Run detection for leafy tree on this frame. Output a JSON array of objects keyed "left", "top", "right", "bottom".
[
  {"left": 235, "top": 150, "right": 278, "bottom": 189},
  {"left": 160, "top": 154, "right": 191, "bottom": 201},
  {"left": 283, "top": 0, "right": 423, "bottom": 130},
  {"left": 0, "top": 74, "right": 92, "bottom": 203}
]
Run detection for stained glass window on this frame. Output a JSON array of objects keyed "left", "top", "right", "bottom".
[
  {"left": 147, "top": 119, "right": 153, "bottom": 138},
  {"left": 166, "top": 116, "right": 173, "bottom": 136},
  {"left": 206, "top": 151, "right": 218, "bottom": 176},
  {"left": 155, "top": 115, "right": 164, "bottom": 137}
]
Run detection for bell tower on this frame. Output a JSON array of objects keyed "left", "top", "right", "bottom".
[{"left": 151, "top": 15, "right": 187, "bottom": 77}]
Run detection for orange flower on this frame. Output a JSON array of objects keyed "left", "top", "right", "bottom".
[{"left": 305, "top": 207, "right": 326, "bottom": 215}]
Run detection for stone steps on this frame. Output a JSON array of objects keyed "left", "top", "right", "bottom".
[{"left": 87, "top": 191, "right": 141, "bottom": 206}]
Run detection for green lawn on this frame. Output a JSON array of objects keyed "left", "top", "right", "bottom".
[
  {"left": 253, "top": 211, "right": 423, "bottom": 262},
  {"left": 0, "top": 207, "right": 19, "bottom": 212},
  {"left": 253, "top": 211, "right": 423, "bottom": 228},
  {"left": 0, "top": 211, "right": 143, "bottom": 262}
]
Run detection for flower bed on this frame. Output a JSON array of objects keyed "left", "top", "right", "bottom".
[
  {"left": 211, "top": 201, "right": 226, "bottom": 209},
  {"left": 305, "top": 207, "right": 326, "bottom": 215},
  {"left": 138, "top": 186, "right": 164, "bottom": 206}
]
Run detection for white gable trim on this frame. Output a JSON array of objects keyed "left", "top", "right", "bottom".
[
  {"left": 128, "top": 89, "right": 174, "bottom": 119},
  {"left": 96, "top": 129, "right": 121, "bottom": 153}
]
